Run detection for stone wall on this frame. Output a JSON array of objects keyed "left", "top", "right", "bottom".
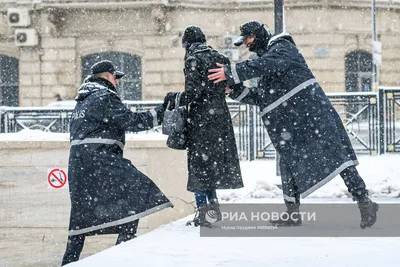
[{"left": 0, "top": 138, "right": 193, "bottom": 266}]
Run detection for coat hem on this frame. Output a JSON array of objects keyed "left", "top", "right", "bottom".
[
  {"left": 68, "top": 202, "right": 173, "bottom": 236},
  {"left": 300, "top": 160, "right": 359, "bottom": 198}
]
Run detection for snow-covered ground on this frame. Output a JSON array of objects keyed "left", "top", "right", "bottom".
[
  {"left": 67, "top": 216, "right": 399, "bottom": 267},
  {"left": 65, "top": 152, "right": 400, "bottom": 267}
]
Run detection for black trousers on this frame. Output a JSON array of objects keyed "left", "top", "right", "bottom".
[
  {"left": 61, "top": 220, "right": 139, "bottom": 266},
  {"left": 283, "top": 166, "right": 369, "bottom": 204}
]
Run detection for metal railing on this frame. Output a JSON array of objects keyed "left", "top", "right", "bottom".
[
  {"left": 379, "top": 87, "right": 400, "bottom": 153},
  {"left": 325, "top": 92, "right": 379, "bottom": 155},
  {"left": 0, "top": 107, "right": 73, "bottom": 133},
  {"left": 0, "top": 101, "right": 252, "bottom": 159},
  {"left": 251, "top": 92, "right": 380, "bottom": 159},
  {"left": 1, "top": 87, "right": 400, "bottom": 160}
]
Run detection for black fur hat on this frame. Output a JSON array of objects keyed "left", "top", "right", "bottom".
[{"left": 182, "top": 25, "right": 206, "bottom": 48}]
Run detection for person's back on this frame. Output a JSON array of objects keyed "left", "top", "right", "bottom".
[
  {"left": 180, "top": 26, "right": 243, "bottom": 227},
  {"left": 184, "top": 43, "right": 230, "bottom": 124},
  {"left": 246, "top": 33, "right": 316, "bottom": 106},
  {"left": 184, "top": 41, "right": 241, "bottom": 190},
  {"left": 186, "top": 43, "right": 229, "bottom": 99}
]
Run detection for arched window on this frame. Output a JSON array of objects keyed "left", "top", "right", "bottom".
[
  {"left": 81, "top": 52, "right": 142, "bottom": 100},
  {"left": 0, "top": 55, "right": 19, "bottom": 106},
  {"left": 345, "top": 50, "right": 373, "bottom": 92}
]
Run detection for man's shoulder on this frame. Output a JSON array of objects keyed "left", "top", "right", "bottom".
[
  {"left": 80, "top": 81, "right": 108, "bottom": 91},
  {"left": 187, "top": 49, "right": 229, "bottom": 68},
  {"left": 264, "top": 36, "right": 300, "bottom": 58},
  {"left": 184, "top": 55, "right": 202, "bottom": 70},
  {"left": 79, "top": 82, "right": 117, "bottom": 100}
]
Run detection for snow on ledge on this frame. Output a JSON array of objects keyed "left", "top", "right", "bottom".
[{"left": 0, "top": 129, "right": 168, "bottom": 142}]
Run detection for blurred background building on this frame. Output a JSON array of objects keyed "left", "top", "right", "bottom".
[{"left": 0, "top": 0, "right": 399, "bottom": 106}]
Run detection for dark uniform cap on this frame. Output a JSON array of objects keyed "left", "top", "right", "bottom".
[
  {"left": 234, "top": 21, "right": 264, "bottom": 46},
  {"left": 90, "top": 60, "right": 125, "bottom": 79},
  {"left": 182, "top": 25, "right": 206, "bottom": 48}
]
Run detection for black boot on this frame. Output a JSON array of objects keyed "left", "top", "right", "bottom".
[
  {"left": 270, "top": 201, "right": 302, "bottom": 227},
  {"left": 340, "top": 166, "right": 379, "bottom": 229},
  {"left": 208, "top": 198, "right": 222, "bottom": 222},
  {"left": 186, "top": 205, "right": 212, "bottom": 228},
  {"left": 357, "top": 199, "right": 379, "bottom": 229}
]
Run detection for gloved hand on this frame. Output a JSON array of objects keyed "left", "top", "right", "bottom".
[
  {"left": 230, "top": 82, "right": 243, "bottom": 91},
  {"left": 163, "top": 92, "right": 179, "bottom": 111}
]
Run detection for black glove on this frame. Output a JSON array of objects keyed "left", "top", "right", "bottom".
[
  {"left": 163, "top": 92, "right": 179, "bottom": 111},
  {"left": 230, "top": 82, "right": 243, "bottom": 91}
]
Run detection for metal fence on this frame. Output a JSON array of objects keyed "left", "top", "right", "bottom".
[
  {"left": 247, "top": 92, "right": 381, "bottom": 159},
  {"left": 379, "top": 87, "right": 400, "bottom": 153},
  {"left": 328, "top": 92, "right": 379, "bottom": 155},
  {"left": 1, "top": 87, "right": 400, "bottom": 160},
  {"left": 0, "top": 107, "right": 73, "bottom": 133}
]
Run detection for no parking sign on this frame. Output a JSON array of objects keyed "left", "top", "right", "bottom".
[{"left": 47, "top": 168, "right": 68, "bottom": 189}]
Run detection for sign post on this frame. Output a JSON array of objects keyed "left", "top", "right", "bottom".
[
  {"left": 371, "top": 0, "right": 380, "bottom": 91},
  {"left": 274, "top": 0, "right": 285, "bottom": 176}
]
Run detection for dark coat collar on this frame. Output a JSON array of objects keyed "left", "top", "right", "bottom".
[
  {"left": 76, "top": 76, "right": 118, "bottom": 101},
  {"left": 254, "top": 32, "right": 296, "bottom": 56}
]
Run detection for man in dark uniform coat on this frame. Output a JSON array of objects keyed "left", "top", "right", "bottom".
[
  {"left": 208, "top": 21, "right": 378, "bottom": 228},
  {"left": 62, "top": 60, "right": 173, "bottom": 265}
]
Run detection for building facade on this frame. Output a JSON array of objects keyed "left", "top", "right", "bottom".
[{"left": 0, "top": 0, "right": 399, "bottom": 106}]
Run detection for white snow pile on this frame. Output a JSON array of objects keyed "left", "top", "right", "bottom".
[
  {"left": 217, "top": 154, "right": 400, "bottom": 202},
  {"left": 0, "top": 129, "right": 70, "bottom": 141}
]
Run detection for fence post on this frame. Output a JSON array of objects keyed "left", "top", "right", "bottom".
[
  {"left": 274, "top": 0, "right": 284, "bottom": 173},
  {"left": 248, "top": 105, "right": 255, "bottom": 161},
  {"left": 378, "top": 88, "right": 385, "bottom": 154},
  {"left": 0, "top": 108, "right": 4, "bottom": 133}
]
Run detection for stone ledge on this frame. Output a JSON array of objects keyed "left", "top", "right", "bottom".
[{"left": 0, "top": 134, "right": 169, "bottom": 149}]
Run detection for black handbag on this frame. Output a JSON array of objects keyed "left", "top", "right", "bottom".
[
  {"left": 162, "top": 92, "right": 188, "bottom": 150},
  {"left": 166, "top": 129, "right": 188, "bottom": 150}
]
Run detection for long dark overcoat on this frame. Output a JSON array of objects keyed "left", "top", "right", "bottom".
[
  {"left": 183, "top": 43, "right": 243, "bottom": 192},
  {"left": 225, "top": 33, "right": 358, "bottom": 201},
  {"left": 67, "top": 76, "right": 172, "bottom": 236}
]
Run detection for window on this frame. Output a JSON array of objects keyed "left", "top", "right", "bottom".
[
  {"left": 345, "top": 50, "right": 373, "bottom": 93},
  {"left": 81, "top": 52, "right": 142, "bottom": 100},
  {"left": 0, "top": 55, "right": 19, "bottom": 106},
  {"left": 344, "top": 50, "right": 373, "bottom": 119}
]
